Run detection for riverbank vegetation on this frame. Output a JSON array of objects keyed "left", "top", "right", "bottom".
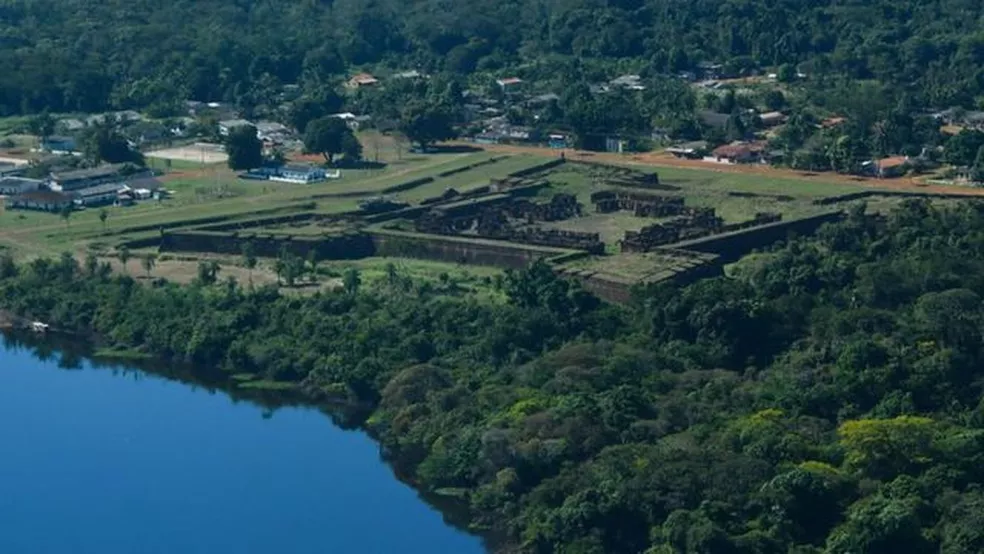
[{"left": 4, "top": 200, "right": 984, "bottom": 553}]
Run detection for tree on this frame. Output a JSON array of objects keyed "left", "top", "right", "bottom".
[
  {"left": 59, "top": 204, "right": 72, "bottom": 228},
  {"left": 117, "top": 245, "right": 131, "bottom": 274},
  {"left": 399, "top": 102, "right": 456, "bottom": 149},
  {"left": 141, "top": 253, "right": 156, "bottom": 279},
  {"left": 289, "top": 88, "right": 344, "bottom": 134},
  {"left": 225, "top": 124, "right": 263, "bottom": 170},
  {"left": 303, "top": 116, "right": 357, "bottom": 164},
  {"left": 99, "top": 208, "right": 108, "bottom": 232},
  {"left": 306, "top": 250, "right": 319, "bottom": 283},
  {"left": 341, "top": 132, "right": 363, "bottom": 163},
  {"left": 343, "top": 267, "right": 361, "bottom": 295},
  {"left": 392, "top": 132, "right": 410, "bottom": 160},
  {"left": 777, "top": 63, "right": 797, "bottom": 83},
  {"left": 971, "top": 145, "right": 984, "bottom": 182},
  {"left": 196, "top": 259, "right": 220, "bottom": 285},
  {"left": 27, "top": 111, "right": 55, "bottom": 146},
  {"left": 80, "top": 121, "right": 144, "bottom": 165},
  {"left": 241, "top": 241, "right": 257, "bottom": 287}
]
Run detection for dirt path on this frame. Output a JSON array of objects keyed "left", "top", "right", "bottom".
[{"left": 466, "top": 142, "right": 984, "bottom": 197}]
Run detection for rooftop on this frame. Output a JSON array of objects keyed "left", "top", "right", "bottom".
[
  {"left": 0, "top": 177, "right": 41, "bottom": 191},
  {"left": 712, "top": 142, "right": 766, "bottom": 158},
  {"left": 496, "top": 77, "right": 523, "bottom": 86},
  {"left": 51, "top": 164, "right": 125, "bottom": 182},
  {"left": 219, "top": 119, "right": 254, "bottom": 129},
  {"left": 876, "top": 156, "right": 909, "bottom": 169},
  {"left": 13, "top": 190, "right": 71, "bottom": 203},
  {"left": 74, "top": 182, "right": 128, "bottom": 197}
]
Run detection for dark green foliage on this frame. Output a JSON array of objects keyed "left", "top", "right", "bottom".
[
  {"left": 399, "top": 102, "right": 456, "bottom": 148},
  {"left": 6, "top": 199, "right": 984, "bottom": 552},
  {"left": 225, "top": 125, "right": 263, "bottom": 170},
  {"left": 303, "top": 116, "right": 358, "bottom": 164}
]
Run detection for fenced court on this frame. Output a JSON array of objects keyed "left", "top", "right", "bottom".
[{"left": 146, "top": 143, "right": 228, "bottom": 165}]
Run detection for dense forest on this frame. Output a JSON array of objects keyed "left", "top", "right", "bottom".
[
  {"left": 3, "top": 0, "right": 984, "bottom": 116},
  {"left": 4, "top": 199, "right": 984, "bottom": 553}
]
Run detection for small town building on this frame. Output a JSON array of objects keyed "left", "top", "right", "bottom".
[
  {"left": 41, "top": 136, "right": 78, "bottom": 154},
  {"left": 218, "top": 119, "right": 255, "bottom": 136},
  {"left": 758, "top": 111, "right": 787, "bottom": 127},
  {"left": 820, "top": 116, "right": 847, "bottom": 129},
  {"left": 329, "top": 112, "right": 372, "bottom": 131},
  {"left": 250, "top": 164, "right": 334, "bottom": 184},
  {"left": 0, "top": 177, "right": 42, "bottom": 196},
  {"left": 49, "top": 165, "right": 126, "bottom": 192},
  {"left": 706, "top": 142, "right": 767, "bottom": 164},
  {"left": 254, "top": 121, "right": 291, "bottom": 143},
  {"left": 666, "top": 141, "right": 709, "bottom": 159},
  {"left": 8, "top": 190, "right": 73, "bottom": 212},
  {"left": 548, "top": 134, "right": 568, "bottom": 149},
  {"left": 346, "top": 73, "right": 379, "bottom": 89},
  {"left": 72, "top": 182, "right": 129, "bottom": 206},
  {"left": 496, "top": 77, "right": 523, "bottom": 94},
  {"left": 863, "top": 156, "right": 910, "bottom": 178}
]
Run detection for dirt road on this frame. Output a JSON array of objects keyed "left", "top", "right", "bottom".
[{"left": 466, "top": 142, "right": 984, "bottom": 197}]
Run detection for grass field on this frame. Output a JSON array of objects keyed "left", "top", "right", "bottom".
[{"left": 0, "top": 140, "right": 901, "bottom": 290}]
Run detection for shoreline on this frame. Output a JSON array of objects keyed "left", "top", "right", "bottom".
[{"left": 0, "top": 325, "right": 502, "bottom": 552}]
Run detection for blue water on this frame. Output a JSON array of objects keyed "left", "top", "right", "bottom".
[{"left": 0, "top": 343, "right": 486, "bottom": 554}]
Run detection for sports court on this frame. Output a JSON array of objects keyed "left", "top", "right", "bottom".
[{"left": 146, "top": 143, "right": 228, "bottom": 164}]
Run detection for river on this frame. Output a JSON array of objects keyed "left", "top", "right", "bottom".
[{"left": 0, "top": 338, "right": 487, "bottom": 554}]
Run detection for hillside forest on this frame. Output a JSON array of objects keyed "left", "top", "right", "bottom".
[{"left": 4, "top": 200, "right": 984, "bottom": 553}]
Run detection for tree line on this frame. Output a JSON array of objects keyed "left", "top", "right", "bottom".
[{"left": 2, "top": 0, "right": 984, "bottom": 118}]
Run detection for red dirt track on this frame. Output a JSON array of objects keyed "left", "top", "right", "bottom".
[{"left": 463, "top": 142, "right": 984, "bottom": 197}]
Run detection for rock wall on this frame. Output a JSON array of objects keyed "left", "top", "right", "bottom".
[
  {"left": 160, "top": 231, "right": 374, "bottom": 260},
  {"left": 672, "top": 211, "right": 844, "bottom": 261},
  {"left": 370, "top": 230, "right": 570, "bottom": 269}
]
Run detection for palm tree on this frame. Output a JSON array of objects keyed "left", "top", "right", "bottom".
[
  {"left": 117, "top": 245, "right": 131, "bottom": 274},
  {"left": 241, "top": 241, "right": 257, "bottom": 288},
  {"left": 99, "top": 209, "right": 108, "bottom": 232},
  {"left": 141, "top": 253, "right": 156, "bottom": 280}
]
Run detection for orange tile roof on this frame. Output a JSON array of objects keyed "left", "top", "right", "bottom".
[{"left": 877, "top": 156, "right": 908, "bottom": 169}]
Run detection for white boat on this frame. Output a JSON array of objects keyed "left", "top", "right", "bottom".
[{"left": 30, "top": 321, "right": 49, "bottom": 333}]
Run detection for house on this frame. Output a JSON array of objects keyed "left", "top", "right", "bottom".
[
  {"left": 72, "top": 182, "right": 129, "bottom": 206},
  {"left": 666, "top": 141, "right": 709, "bottom": 159},
  {"left": 57, "top": 118, "right": 86, "bottom": 133},
  {"left": 698, "top": 110, "right": 730, "bottom": 129},
  {"left": 0, "top": 162, "right": 28, "bottom": 178},
  {"left": 863, "top": 156, "right": 910, "bottom": 178},
  {"left": 49, "top": 165, "right": 126, "bottom": 192},
  {"left": 7, "top": 190, "right": 73, "bottom": 212},
  {"left": 758, "top": 111, "right": 787, "bottom": 127},
  {"left": 820, "top": 116, "right": 847, "bottom": 129},
  {"left": 0, "top": 177, "right": 42, "bottom": 196},
  {"left": 605, "top": 137, "right": 628, "bottom": 154},
  {"left": 496, "top": 77, "right": 523, "bottom": 94},
  {"left": 697, "top": 62, "right": 725, "bottom": 79},
  {"left": 346, "top": 73, "right": 379, "bottom": 89},
  {"left": 548, "top": 134, "right": 568, "bottom": 149},
  {"left": 250, "top": 164, "right": 335, "bottom": 184},
  {"left": 329, "top": 113, "right": 372, "bottom": 131},
  {"left": 254, "top": 121, "right": 290, "bottom": 142},
  {"left": 218, "top": 119, "right": 255, "bottom": 137},
  {"left": 705, "top": 142, "right": 767, "bottom": 164},
  {"left": 41, "top": 135, "right": 78, "bottom": 154}
]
